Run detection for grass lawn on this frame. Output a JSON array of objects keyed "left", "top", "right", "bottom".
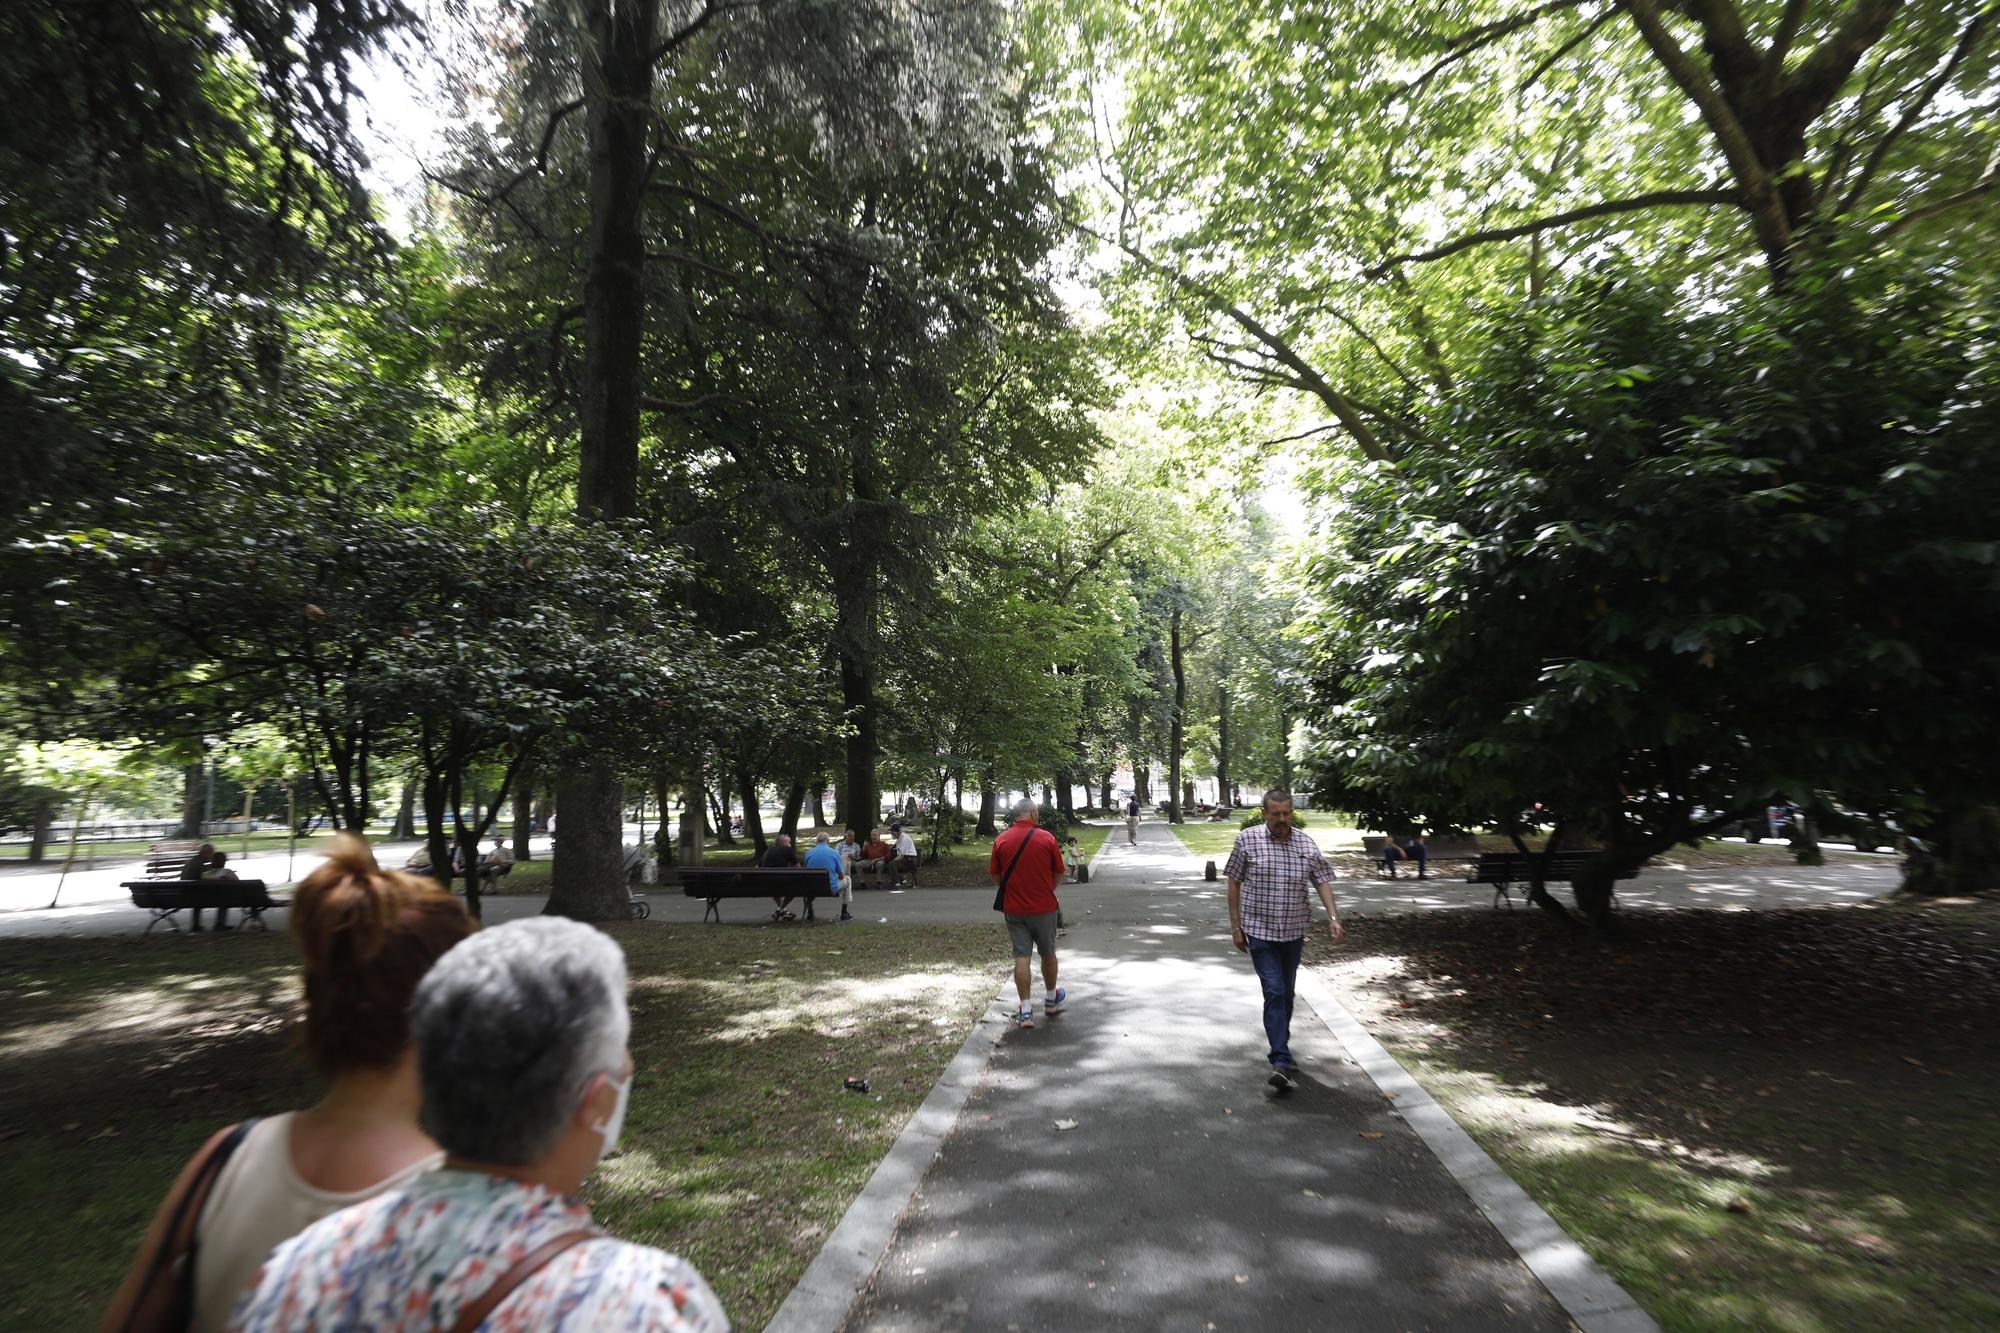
[
  {"left": 0, "top": 922, "right": 1007, "bottom": 1332},
  {"left": 1170, "top": 817, "right": 1364, "bottom": 860},
  {"left": 1309, "top": 900, "right": 2000, "bottom": 1329}
]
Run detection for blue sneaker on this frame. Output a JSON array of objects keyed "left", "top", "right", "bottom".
[
  {"left": 1044, "top": 987, "right": 1066, "bottom": 1015},
  {"left": 1016, "top": 1004, "right": 1035, "bottom": 1029}
]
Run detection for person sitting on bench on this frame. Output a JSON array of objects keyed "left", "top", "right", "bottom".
[
  {"left": 478, "top": 837, "right": 514, "bottom": 889},
  {"left": 857, "top": 830, "right": 894, "bottom": 884},
  {"left": 177, "top": 842, "right": 223, "bottom": 931},
  {"left": 760, "top": 834, "right": 799, "bottom": 921},
  {"left": 1381, "top": 835, "right": 1429, "bottom": 880},
  {"left": 197, "top": 848, "right": 238, "bottom": 931}
]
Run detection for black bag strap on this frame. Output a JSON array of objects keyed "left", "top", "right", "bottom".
[
  {"left": 123, "top": 1117, "right": 258, "bottom": 1333},
  {"left": 992, "top": 827, "right": 1037, "bottom": 912}
]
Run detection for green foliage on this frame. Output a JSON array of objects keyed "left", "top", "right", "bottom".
[
  {"left": 1239, "top": 812, "right": 1309, "bottom": 831},
  {"left": 1298, "top": 257, "right": 2000, "bottom": 907}
]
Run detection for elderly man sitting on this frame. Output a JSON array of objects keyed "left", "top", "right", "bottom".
[{"left": 228, "top": 918, "right": 727, "bottom": 1332}]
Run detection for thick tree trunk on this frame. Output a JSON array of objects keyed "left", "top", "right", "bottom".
[
  {"left": 1277, "top": 704, "right": 1294, "bottom": 795},
  {"left": 548, "top": 759, "right": 630, "bottom": 921},
  {"left": 1217, "top": 683, "right": 1230, "bottom": 802},
  {"left": 1183, "top": 779, "right": 1196, "bottom": 810},
  {"left": 1135, "top": 764, "right": 1151, "bottom": 804},
  {"left": 838, "top": 650, "right": 880, "bottom": 849},
  {"left": 710, "top": 783, "right": 735, "bottom": 846},
  {"left": 678, "top": 778, "right": 704, "bottom": 868},
  {"left": 392, "top": 777, "right": 417, "bottom": 841},
  {"left": 779, "top": 779, "right": 808, "bottom": 840},
  {"left": 1168, "top": 607, "right": 1186, "bottom": 823},
  {"left": 1040, "top": 783, "right": 1053, "bottom": 806},
  {"left": 651, "top": 775, "right": 673, "bottom": 865},
  {"left": 976, "top": 781, "right": 998, "bottom": 837},
  {"left": 27, "top": 796, "right": 53, "bottom": 864},
  {"left": 1099, "top": 771, "right": 1113, "bottom": 810},
  {"left": 1055, "top": 771, "right": 1075, "bottom": 819},
  {"left": 511, "top": 760, "right": 534, "bottom": 860},
  {"left": 811, "top": 777, "right": 827, "bottom": 830},
  {"left": 177, "top": 763, "right": 203, "bottom": 838},
  {"left": 736, "top": 766, "right": 767, "bottom": 858},
  {"left": 549, "top": 0, "right": 656, "bottom": 920}
]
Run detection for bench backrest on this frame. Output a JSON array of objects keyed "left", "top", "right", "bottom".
[
  {"left": 126, "top": 880, "right": 274, "bottom": 909},
  {"left": 676, "top": 866, "right": 836, "bottom": 897}
]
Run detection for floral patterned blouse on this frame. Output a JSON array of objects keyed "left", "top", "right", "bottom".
[{"left": 225, "top": 1168, "right": 728, "bottom": 1332}]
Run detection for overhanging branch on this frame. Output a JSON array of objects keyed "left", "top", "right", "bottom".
[{"left": 1366, "top": 187, "right": 1742, "bottom": 275}]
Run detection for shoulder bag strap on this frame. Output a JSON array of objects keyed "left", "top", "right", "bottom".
[
  {"left": 992, "top": 828, "right": 1036, "bottom": 912},
  {"left": 121, "top": 1117, "right": 258, "bottom": 1333},
  {"left": 447, "top": 1229, "right": 600, "bottom": 1333}
]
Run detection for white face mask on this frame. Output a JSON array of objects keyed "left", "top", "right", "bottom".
[{"left": 591, "top": 1070, "right": 633, "bottom": 1164}]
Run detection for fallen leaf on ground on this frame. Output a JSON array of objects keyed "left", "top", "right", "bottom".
[
  {"left": 1359, "top": 1131, "right": 1385, "bottom": 1140},
  {"left": 1233, "top": 1274, "right": 1249, "bottom": 1284},
  {"left": 1053, "top": 1118, "right": 1078, "bottom": 1131}
]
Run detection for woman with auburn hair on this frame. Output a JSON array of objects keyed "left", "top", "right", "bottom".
[{"left": 103, "top": 835, "right": 477, "bottom": 1333}]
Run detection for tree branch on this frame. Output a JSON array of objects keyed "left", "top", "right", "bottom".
[
  {"left": 1874, "top": 172, "right": 2000, "bottom": 240},
  {"left": 1518, "top": 5, "right": 1620, "bottom": 93},
  {"left": 1402, "top": 0, "right": 1591, "bottom": 99},
  {"left": 1836, "top": 3, "right": 1997, "bottom": 217},
  {"left": 1366, "top": 187, "right": 1741, "bottom": 274},
  {"left": 1076, "top": 218, "right": 1390, "bottom": 461}
]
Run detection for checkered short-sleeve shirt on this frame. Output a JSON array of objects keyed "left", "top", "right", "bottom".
[{"left": 1224, "top": 824, "right": 1334, "bottom": 942}]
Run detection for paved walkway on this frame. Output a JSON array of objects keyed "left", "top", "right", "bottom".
[{"left": 839, "top": 824, "right": 1581, "bottom": 1331}]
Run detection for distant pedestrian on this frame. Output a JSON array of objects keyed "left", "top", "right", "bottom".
[
  {"left": 989, "top": 799, "right": 1068, "bottom": 1029},
  {"left": 805, "top": 831, "right": 852, "bottom": 923},
  {"left": 1126, "top": 796, "right": 1140, "bottom": 845},
  {"left": 1225, "top": 789, "right": 1342, "bottom": 1093},
  {"left": 1064, "top": 834, "right": 1082, "bottom": 883}
]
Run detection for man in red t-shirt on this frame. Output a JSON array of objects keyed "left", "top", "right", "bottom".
[{"left": 988, "top": 799, "right": 1069, "bottom": 1028}]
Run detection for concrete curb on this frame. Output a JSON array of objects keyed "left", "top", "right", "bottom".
[
  {"left": 1296, "top": 967, "right": 1660, "bottom": 1333},
  {"left": 763, "top": 976, "right": 1017, "bottom": 1333}
]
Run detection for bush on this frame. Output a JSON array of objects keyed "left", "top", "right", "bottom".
[
  {"left": 1035, "top": 802, "right": 1071, "bottom": 841},
  {"left": 1239, "top": 812, "right": 1308, "bottom": 830}
]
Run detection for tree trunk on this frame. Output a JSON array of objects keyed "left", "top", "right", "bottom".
[
  {"left": 512, "top": 759, "right": 534, "bottom": 860},
  {"left": 547, "top": 759, "right": 630, "bottom": 921},
  {"left": 1183, "top": 779, "right": 1196, "bottom": 811},
  {"left": 710, "top": 783, "right": 735, "bottom": 846},
  {"left": 779, "top": 778, "right": 809, "bottom": 840},
  {"left": 1277, "top": 704, "right": 1294, "bottom": 795},
  {"left": 678, "top": 778, "right": 704, "bottom": 868},
  {"left": 838, "top": 649, "right": 880, "bottom": 850},
  {"left": 1135, "top": 764, "right": 1151, "bottom": 804},
  {"left": 177, "top": 763, "right": 202, "bottom": 838},
  {"left": 27, "top": 796, "right": 53, "bottom": 864},
  {"left": 736, "top": 766, "right": 767, "bottom": 858},
  {"left": 1216, "top": 683, "right": 1230, "bottom": 801},
  {"left": 976, "top": 780, "right": 998, "bottom": 837},
  {"left": 1099, "top": 771, "right": 1113, "bottom": 810},
  {"left": 1055, "top": 771, "right": 1075, "bottom": 819},
  {"left": 1041, "top": 783, "right": 1053, "bottom": 806},
  {"left": 1168, "top": 607, "right": 1187, "bottom": 823},
  {"left": 392, "top": 777, "right": 417, "bottom": 841},
  {"left": 549, "top": 0, "right": 655, "bottom": 921},
  {"left": 811, "top": 777, "right": 828, "bottom": 830}
]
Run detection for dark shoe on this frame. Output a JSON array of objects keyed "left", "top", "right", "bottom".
[
  {"left": 1268, "top": 1067, "right": 1297, "bottom": 1093},
  {"left": 839, "top": 909, "right": 852, "bottom": 922}
]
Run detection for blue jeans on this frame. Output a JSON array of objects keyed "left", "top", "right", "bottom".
[
  {"left": 1246, "top": 935, "right": 1304, "bottom": 1069},
  {"left": 1383, "top": 842, "right": 1428, "bottom": 876}
]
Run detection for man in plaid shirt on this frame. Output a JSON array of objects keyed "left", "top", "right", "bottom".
[{"left": 1225, "top": 789, "right": 1343, "bottom": 1092}]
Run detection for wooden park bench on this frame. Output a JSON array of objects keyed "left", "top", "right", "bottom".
[
  {"left": 121, "top": 850, "right": 281, "bottom": 935},
  {"left": 1360, "top": 835, "right": 1482, "bottom": 876},
  {"left": 677, "top": 866, "right": 839, "bottom": 923},
  {"left": 1464, "top": 850, "right": 1634, "bottom": 908}
]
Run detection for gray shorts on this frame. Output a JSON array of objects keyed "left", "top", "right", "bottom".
[{"left": 1005, "top": 912, "right": 1058, "bottom": 959}]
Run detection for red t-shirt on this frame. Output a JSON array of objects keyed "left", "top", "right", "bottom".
[{"left": 988, "top": 822, "right": 1065, "bottom": 915}]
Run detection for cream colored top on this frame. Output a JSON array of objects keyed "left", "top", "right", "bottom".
[{"left": 191, "top": 1112, "right": 443, "bottom": 1333}]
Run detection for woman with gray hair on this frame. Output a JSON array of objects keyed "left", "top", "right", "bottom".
[{"left": 227, "top": 918, "right": 727, "bottom": 1332}]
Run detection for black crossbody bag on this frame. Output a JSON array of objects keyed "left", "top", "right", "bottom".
[{"left": 992, "top": 829, "right": 1035, "bottom": 913}]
